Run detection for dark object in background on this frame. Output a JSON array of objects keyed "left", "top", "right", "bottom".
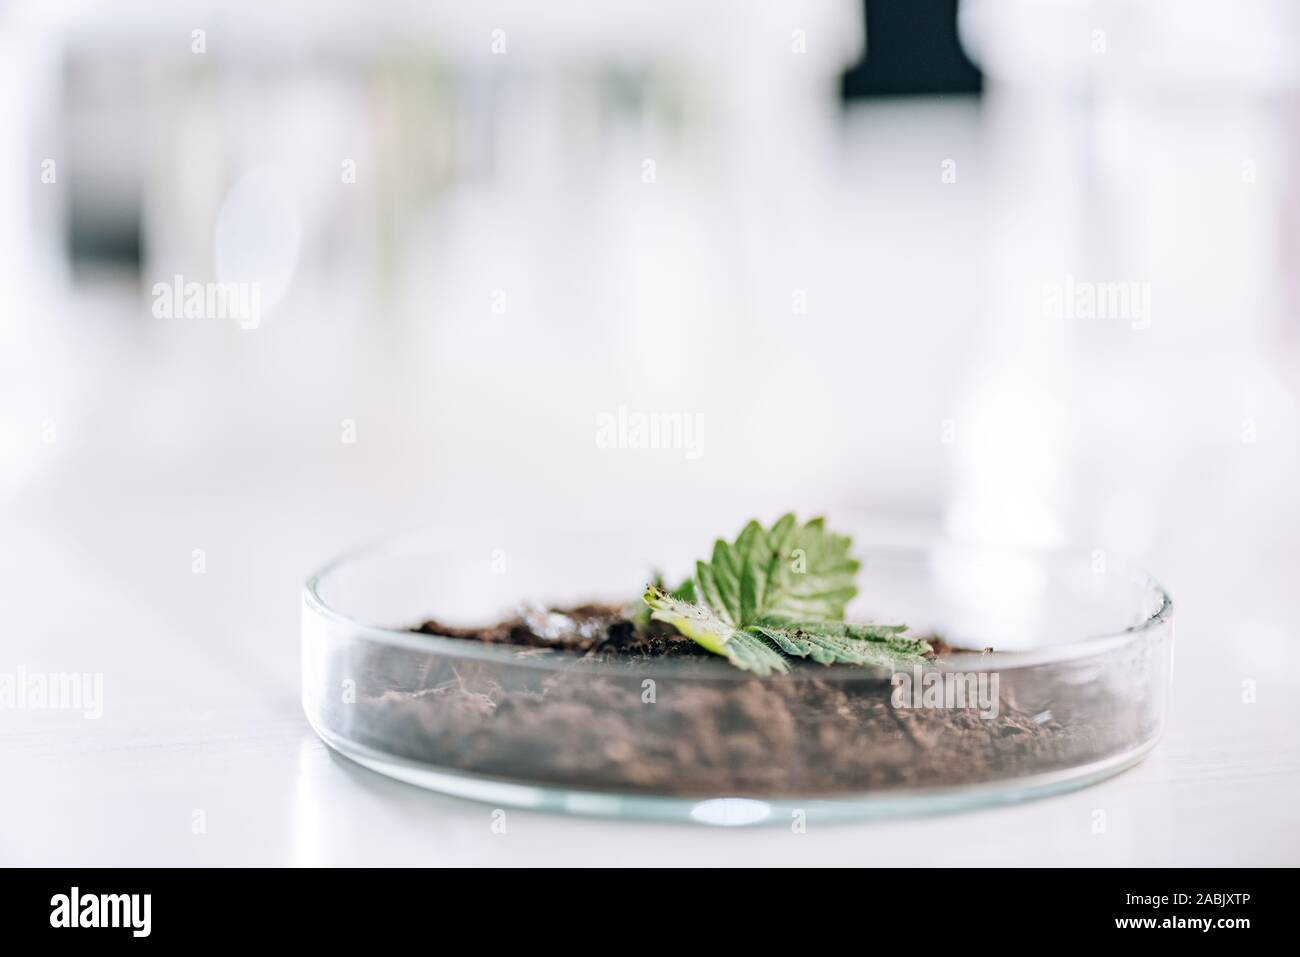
[
  {"left": 841, "top": 0, "right": 982, "bottom": 99},
  {"left": 63, "top": 55, "right": 145, "bottom": 275}
]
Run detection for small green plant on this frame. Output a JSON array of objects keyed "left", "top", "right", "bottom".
[{"left": 642, "top": 514, "right": 930, "bottom": 675}]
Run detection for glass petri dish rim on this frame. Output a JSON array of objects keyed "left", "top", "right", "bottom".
[{"left": 303, "top": 525, "right": 1174, "bottom": 681}]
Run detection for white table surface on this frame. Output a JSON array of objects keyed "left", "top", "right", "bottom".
[{"left": 3, "top": 433, "right": 1298, "bottom": 866}]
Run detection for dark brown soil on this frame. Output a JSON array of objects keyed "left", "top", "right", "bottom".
[{"left": 320, "top": 603, "right": 1151, "bottom": 797}]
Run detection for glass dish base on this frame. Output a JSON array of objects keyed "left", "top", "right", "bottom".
[{"left": 310, "top": 717, "right": 1160, "bottom": 826}]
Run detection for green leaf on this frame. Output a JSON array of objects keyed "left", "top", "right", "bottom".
[
  {"left": 643, "top": 585, "right": 788, "bottom": 676},
  {"left": 629, "top": 574, "right": 695, "bottom": 628},
  {"left": 695, "top": 513, "right": 859, "bottom": 628},
  {"left": 750, "top": 619, "right": 930, "bottom": 668},
  {"left": 670, "top": 577, "right": 697, "bottom": 603},
  {"left": 639, "top": 516, "right": 926, "bottom": 674}
]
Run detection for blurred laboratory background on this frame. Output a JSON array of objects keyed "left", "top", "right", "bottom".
[{"left": 2, "top": 1, "right": 1299, "bottom": 863}]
